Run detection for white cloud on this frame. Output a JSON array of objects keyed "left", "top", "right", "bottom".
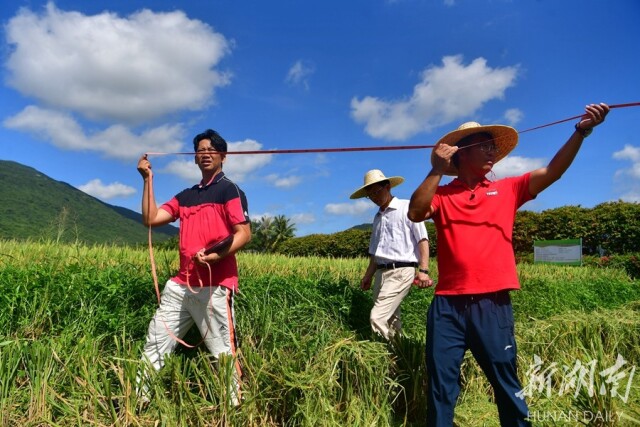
[
  {"left": 5, "top": 3, "right": 231, "bottom": 123},
  {"left": 291, "top": 213, "right": 315, "bottom": 224},
  {"left": 251, "top": 212, "right": 275, "bottom": 221},
  {"left": 285, "top": 60, "right": 315, "bottom": 90},
  {"left": 224, "top": 140, "right": 274, "bottom": 182},
  {"left": 250, "top": 212, "right": 315, "bottom": 225},
  {"left": 617, "top": 191, "right": 640, "bottom": 203},
  {"left": 504, "top": 108, "right": 523, "bottom": 126},
  {"left": 162, "top": 159, "right": 202, "bottom": 182},
  {"left": 351, "top": 55, "right": 518, "bottom": 140},
  {"left": 162, "top": 139, "right": 273, "bottom": 183},
  {"left": 78, "top": 178, "right": 136, "bottom": 199},
  {"left": 3, "top": 106, "right": 184, "bottom": 160},
  {"left": 3, "top": 4, "right": 235, "bottom": 162},
  {"left": 315, "top": 153, "right": 329, "bottom": 164},
  {"left": 613, "top": 144, "right": 640, "bottom": 180},
  {"left": 613, "top": 144, "right": 640, "bottom": 164},
  {"left": 612, "top": 145, "right": 640, "bottom": 201},
  {"left": 492, "top": 155, "right": 546, "bottom": 179},
  {"left": 265, "top": 173, "right": 302, "bottom": 188},
  {"left": 324, "top": 200, "right": 372, "bottom": 215}
]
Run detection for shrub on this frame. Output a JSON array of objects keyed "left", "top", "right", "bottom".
[
  {"left": 279, "top": 222, "right": 435, "bottom": 259},
  {"left": 514, "top": 201, "right": 640, "bottom": 257},
  {"left": 278, "top": 228, "right": 370, "bottom": 258},
  {"left": 590, "top": 201, "right": 640, "bottom": 254},
  {"left": 583, "top": 253, "right": 640, "bottom": 279}
]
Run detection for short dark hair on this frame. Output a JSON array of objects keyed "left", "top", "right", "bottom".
[
  {"left": 452, "top": 132, "right": 493, "bottom": 168},
  {"left": 193, "top": 129, "right": 227, "bottom": 153}
]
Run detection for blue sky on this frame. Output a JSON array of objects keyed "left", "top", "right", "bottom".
[{"left": 1, "top": 0, "right": 639, "bottom": 236}]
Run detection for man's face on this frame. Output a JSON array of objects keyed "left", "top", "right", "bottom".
[
  {"left": 365, "top": 182, "right": 390, "bottom": 207},
  {"left": 458, "top": 134, "right": 498, "bottom": 175},
  {"left": 195, "top": 138, "right": 225, "bottom": 173}
]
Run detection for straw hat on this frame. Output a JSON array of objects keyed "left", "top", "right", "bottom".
[
  {"left": 432, "top": 121, "right": 518, "bottom": 176},
  {"left": 350, "top": 169, "right": 404, "bottom": 199}
]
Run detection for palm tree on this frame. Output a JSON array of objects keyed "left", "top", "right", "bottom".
[
  {"left": 269, "top": 215, "right": 296, "bottom": 252},
  {"left": 246, "top": 215, "right": 296, "bottom": 252},
  {"left": 247, "top": 216, "right": 271, "bottom": 252}
]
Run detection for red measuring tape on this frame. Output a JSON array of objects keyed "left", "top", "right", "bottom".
[
  {"left": 144, "top": 101, "right": 639, "bottom": 347},
  {"left": 144, "top": 102, "right": 639, "bottom": 157}
]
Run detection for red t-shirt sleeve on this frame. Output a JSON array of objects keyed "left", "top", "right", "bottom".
[{"left": 160, "top": 197, "right": 180, "bottom": 220}]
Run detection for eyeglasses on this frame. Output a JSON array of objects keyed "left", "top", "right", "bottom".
[
  {"left": 476, "top": 142, "right": 498, "bottom": 154},
  {"left": 366, "top": 184, "right": 387, "bottom": 199},
  {"left": 196, "top": 147, "right": 219, "bottom": 154}
]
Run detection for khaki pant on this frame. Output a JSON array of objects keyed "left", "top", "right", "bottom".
[{"left": 370, "top": 267, "right": 414, "bottom": 340}]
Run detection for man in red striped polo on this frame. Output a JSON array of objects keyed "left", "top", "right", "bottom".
[{"left": 136, "top": 129, "right": 251, "bottom": 406}]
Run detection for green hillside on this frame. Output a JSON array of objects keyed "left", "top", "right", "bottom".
[
  {"left": 349, "top": 223, "right": 372, "bottom": 231},
  {"left": 0, "top": 160, "right": 177, "bottom": 245}
]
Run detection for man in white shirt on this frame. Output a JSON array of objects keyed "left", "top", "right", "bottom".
[{"left": 351, "top": 169, "right": 432, "bottom": 340}]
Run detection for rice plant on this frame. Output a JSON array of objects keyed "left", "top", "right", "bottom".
[{"left": 0, "top": 240, "right": 638, "bottom": 425}]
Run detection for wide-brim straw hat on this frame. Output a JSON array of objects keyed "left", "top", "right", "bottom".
[
  {"left": 350, "top": 169, "right": 404, "bottom": 199},
  {"left": 432, "top": 121, "right": 518, "bottom": 176}
]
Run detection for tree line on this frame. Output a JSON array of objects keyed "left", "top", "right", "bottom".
[
  {"left": 245, "top": 215, "right": 297, "bottom": 253},
  {"left": 154, "top": 201, "right": 639, "bottom": 259},
  {"left": 278, "top": 201, "right": 640, "bottom": 258}
]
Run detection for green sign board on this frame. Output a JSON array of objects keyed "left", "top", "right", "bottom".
[{"left": 533, "top": 238, "right": 582, "bottom": 266}]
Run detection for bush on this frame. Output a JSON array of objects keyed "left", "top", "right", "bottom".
[
  {"left": 514, "top": 201, "right": 640, "bottom": 257},
  {"left": 278, "top": 228, "right": 370, "bottom": 258},
  {"left": 582, "top": 253, "right": 640, "bottom": 279},
  {"left": 590, "top": 201, "right": 640, "bottom": 254},
  {"left": 425, "top": 221, "right": 437, "bottom": 257},
  {"left": 279, "top": 222, "right": 435, "bottom": 259}
]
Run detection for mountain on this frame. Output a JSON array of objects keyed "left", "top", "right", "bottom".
[
  {"left": 0, "top": 160, "right": 177, "bottom": 245},
  {"left": 349, "top": 223, "right": 373, "bottom": 231}
]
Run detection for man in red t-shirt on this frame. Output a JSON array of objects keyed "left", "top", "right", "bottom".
[
  {"left": 136, "top": 129, "right": 251, "bottom": 406},
  {"left": 408, "top": 103, "right": 609, "bottom": 426}
]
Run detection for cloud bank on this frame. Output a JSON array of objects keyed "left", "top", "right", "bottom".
[
  {"left": 351, "top": 55, "right": 518, "bottom": 140},
  {"left": 613, "top": 144, "right": 640, "bottom": 202},
  {"left": 78, "top": 178, "right": 136, "bottom": 199},
  {"left": 5, "top": 3, "right": 231, "bottom": 123}
]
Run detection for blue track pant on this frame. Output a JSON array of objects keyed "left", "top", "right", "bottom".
[{"left": 425, "top": 291, "right": 531, "bottom": 426}]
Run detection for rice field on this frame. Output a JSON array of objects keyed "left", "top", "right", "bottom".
[{"left": 0, "top": 240, "right": 639, "bottom": 426}]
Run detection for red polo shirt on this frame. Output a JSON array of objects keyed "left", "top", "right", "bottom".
[
  {"left": 431, "top": 173, "right": 534, "bottom": 295},
  {"left": 160, "top": 172, "right": 249, "bottom": 292}
]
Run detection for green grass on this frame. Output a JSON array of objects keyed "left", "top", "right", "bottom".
[{"left": 0, "top": 240, "right": 639, "bottom": 426}]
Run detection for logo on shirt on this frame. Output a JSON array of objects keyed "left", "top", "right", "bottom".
[{"left": 486, "top": 190, "right": 499, "bottom": 196}]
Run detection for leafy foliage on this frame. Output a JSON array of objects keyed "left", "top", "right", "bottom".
[
  {"left": 245, "top": 215, "right": 296, "bottom": 253},
  {"left": 277, "top": 222, "right": 435, "bottom": 258},
  {"left": 583, "top": 253, "right": 640, "bottom": 279},
  {"left": 591, "top": 201, "right": 640, "bottom": 254},
  {"left": 275, "top": 201, "right": 639, "bottom": 260},
  {"left": 514, "top": 201, "right": 640, "bottom": 256},
  {"left": 278, "top": 228, "right": 371, "bottom": 258}
]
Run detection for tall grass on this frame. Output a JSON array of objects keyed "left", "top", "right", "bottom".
[{"left": 0, "top": 240, "right": 639, "bottom": 426}]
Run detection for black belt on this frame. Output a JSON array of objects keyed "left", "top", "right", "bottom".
[{"left": 376, "top": 262, "right": 418, "bottom": 270}]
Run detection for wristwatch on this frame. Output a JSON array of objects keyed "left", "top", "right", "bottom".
[
  {"left": 575, "top": 122, "right": 593, "bottom": 138},
  {"left": 418, "top": 268, "right": 429, "bottom": 275}
]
